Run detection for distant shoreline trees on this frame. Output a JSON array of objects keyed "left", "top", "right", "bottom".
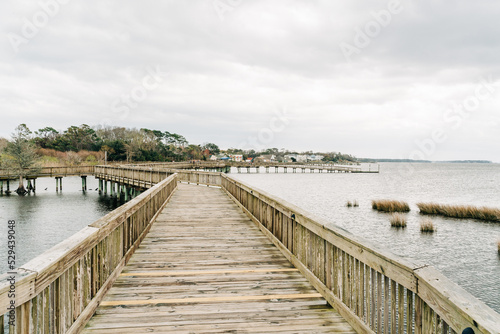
[{"left": 0, "top": 124, "right": 358, "bottom": 166}]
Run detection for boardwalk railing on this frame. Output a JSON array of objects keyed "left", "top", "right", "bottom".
[
  {"left": 0, "top": 173, "right": 178, "bottom": 333},
  {"left": 95, "top": 165, "right": 222, "bottom": 188},
  {"left": 0, "top": 166, "right": 95, "bottom": 179},
  {"left": 1, "top": 166, "right": 498, "bottom": 333},
  {"left": 220, "top": 174, "right": 500, "bottom": 334}
]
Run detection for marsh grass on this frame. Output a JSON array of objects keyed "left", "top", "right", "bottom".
[
  {"left": 346, "top": 200, "right": 359, "bottom": 208},
  {"left": 390, "top": 213, "right": 407, "bottom": 228},
  {"left": 372, "top": 200, "right": 410, "bottom": 213},
  {"left": 420, "top": 219, "right": 436, "bottom": 233},
  {"left": 417, "top": 202, "right": 500, "bottom": 222}
]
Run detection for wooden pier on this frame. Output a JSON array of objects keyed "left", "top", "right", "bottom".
[
  {"left": 83, "top": 184, "right": 355, "bottom": 333},
  {"left": 1, "top": 166, "right": 499, "bottom": 334}
]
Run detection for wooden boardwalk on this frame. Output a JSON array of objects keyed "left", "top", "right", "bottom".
[{"left": 83, "top": 183, "right": 355, "bottom": 333}]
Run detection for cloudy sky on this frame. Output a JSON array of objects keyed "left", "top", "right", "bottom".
[{"left": 1, "top": 0, "right": 499, "bottom": 161}]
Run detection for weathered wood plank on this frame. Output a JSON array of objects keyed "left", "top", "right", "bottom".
[{"left": 83, "top": 184, "right": 356, "bottom": 333}]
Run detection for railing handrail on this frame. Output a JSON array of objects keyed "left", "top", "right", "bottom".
[
  {"left": 0, "top": 165, "right": 95, "bottom": 178},
  {"left": 0, "top": 172, "right": 178, "bottom": 332}
]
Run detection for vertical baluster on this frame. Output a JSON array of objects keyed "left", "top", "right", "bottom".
[
  {"left": 350, "top": 256, "right": 355, "bottom": 312},
  {"left": 422, "top": 303, "right": 433, "bottom": 334},
  {"left": 384, "top": 276, "right": 389, "bottom": 334},
  {"left": 391, "top": 280, "right": 396, "bottom": 334},
  {"left": 319, "top": 239, "right": 326, "bottom": 284},
  {"left": 359, "top": 261, "right": 365, "bottom": 320},
  {"left": 326, "top": 243, "right": 333, "bottom": 290},
  {"left": 398, "top": 284, "right": 405, "bottom": 334},
  {"left": 436, "top": 314, "right": 443, "bottom": 334},
  {"left": 365, "top": 265, "right": 371, "bottom": 325},
  {"left": 407, "top": 290, "right": 413, "bottom": 334},
  {"left": 30, "top": 296, "right": 38, "bottom": 334},
  {"left": 333, "top": 247, "right": 339, "bottom": 298},
  {"left": 377, "top": 272, "right": 382, "bottom": 334},
  {"left": 415, "top": 295, "right": 422, "bottom": 334},
  {"left": 371, "top": 268, "right": 376, "bottom": 329},
  {"left": 442, "top": 321, "right": 449, "bottom": 334},
  {"left": 43, "top": 287, "right": 50, "bottom": 333},
  {"left": 342, "top": 251, "right": 348, "bottom": 306},
  {"left": 356, "top": 259, "right": 361, "bottom": 317}
]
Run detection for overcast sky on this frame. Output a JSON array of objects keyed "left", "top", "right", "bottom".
[{"left": 1, "top": 0, "right": 499, "bottom": 161}]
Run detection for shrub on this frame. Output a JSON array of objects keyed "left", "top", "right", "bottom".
[
  {"left": 372, "top": 200, "right": 410, "bottom": 213},
  {"left": 420, "top": 219, "right": 436, "bottom": 233},
  {"left": 346, "top": 200, "right": 359, "bottom": 208},
  {"left": 417, "top": 202, "right": 500, "bottom": 222},
  {"left": 390, "top": 213, "right": 407, "bottom": 228}
]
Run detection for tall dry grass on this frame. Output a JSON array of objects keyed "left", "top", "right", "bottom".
[
  {"left": 372, "top": 200, "right": 410, "bottom": 213},
  {"left": 497, "top": 240, "right": 500, "bottom": 254},
  {"left": 390, "top": 213, "right": 407, "bottom": 228},
  {"left": 420, "top": 218, "right": 436, "bottom": 233},
  {"left": 37, "top": 148, "right": 105, "bottom": 166},
  {"left": 417, "top": 202, "right": 500, "bottom": 222},
  {"left": 346, "top": 200, "right": 359, "bottom": 208}
]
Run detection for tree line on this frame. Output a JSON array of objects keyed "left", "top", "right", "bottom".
[
  {"left": 0, "top": 123, "right": 358, "bottom": 194},
  {"left": 31, "top": 124, "right": 219, "bottom": 162}
]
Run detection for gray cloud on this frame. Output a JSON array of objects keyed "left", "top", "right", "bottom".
[{"left": 1, "top": 0, "right": 499, "bottom": 161}]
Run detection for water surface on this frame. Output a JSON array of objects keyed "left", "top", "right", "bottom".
[
  {"left": 0, "top": 176, "right": 120, "bottom": 274},
  {"left": 232, "top": 163, "right": 500, "bottom": 312}
]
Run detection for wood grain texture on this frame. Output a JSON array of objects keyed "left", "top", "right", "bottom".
[{"left": 83, "top": 184, "right": 356, "bottom": 333}]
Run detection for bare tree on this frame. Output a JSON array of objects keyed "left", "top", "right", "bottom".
[{"left": 3, "top": 124, "right": 41, "bottom": 195}]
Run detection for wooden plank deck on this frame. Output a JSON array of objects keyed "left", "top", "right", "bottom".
[{"left": 83, "top": 183, "right": 356, "bottom": 333}]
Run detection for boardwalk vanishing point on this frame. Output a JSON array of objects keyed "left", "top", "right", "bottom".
[
  {"left": 1, "top": 164, "right": 499, "bottom": 334},
  {"left": 83, "top": 184, "right": 355, "bottom": 333}
]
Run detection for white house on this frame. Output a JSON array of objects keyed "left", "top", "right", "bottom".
[
  {"left": 230, "top": 154, "right": 243, "bottom": 162},
  {"left": 255, "top": 154, "right": 276, "bottom": 163}
]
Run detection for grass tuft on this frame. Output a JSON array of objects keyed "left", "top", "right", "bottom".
[
  {"left": 420, "top": 219, "right": 436, "bottom": 233},
  {"left": 497, "top": 240, "right": 500, "bottom": 255},
  {"left": 417, "top": 202, "right": 500, "bottom": 222},
  {"left": 372, "top": 200, "right": 410, "bottom": 213},
  {"left": 346, "top": 200, "right": 359, "bottom": 208},
  {"left": 390, "top": 213, "right": 407, "bottom": 228}
]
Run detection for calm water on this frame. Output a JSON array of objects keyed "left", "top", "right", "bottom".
[
  {"left": 232, "top": 163, "right": 500, "bottom": 312},
  {"left": 0, "top": 165, "right": 498, "bottom": 313},
  {"left": 0, "top": 176, "right": 120, "bottom": 274}
]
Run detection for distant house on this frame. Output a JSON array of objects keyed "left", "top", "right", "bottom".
[
  {"left": 254, "top": 154, "right": 276, "bottom": 163},
  {"left": 229, "top": 154, "right": 243, "bottom": 162},
  {"left": 284, "top": 154, "right": 307, "bottom": 163},
  {"left": 308, "top": 155, "right": 324, "bottom": 162},
  {"left": 246, "top": 158, "right": 254, "bottom": 163},
  {"left": 209, "top": 155, "right": 218, "bottom": 161}
]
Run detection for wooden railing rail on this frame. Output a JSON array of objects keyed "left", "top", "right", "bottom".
[
  {"left": 0, "top": 173, "right": 178, "bottom": 333},
  {"left": 95, "top": 165, "right": 222, "bottom": 188},
  {"left": 0, "top": 166, "right": 95, "bottom": 179},
  {"left": 220, "top": 174, "right": 500, "bottom": 334}
]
